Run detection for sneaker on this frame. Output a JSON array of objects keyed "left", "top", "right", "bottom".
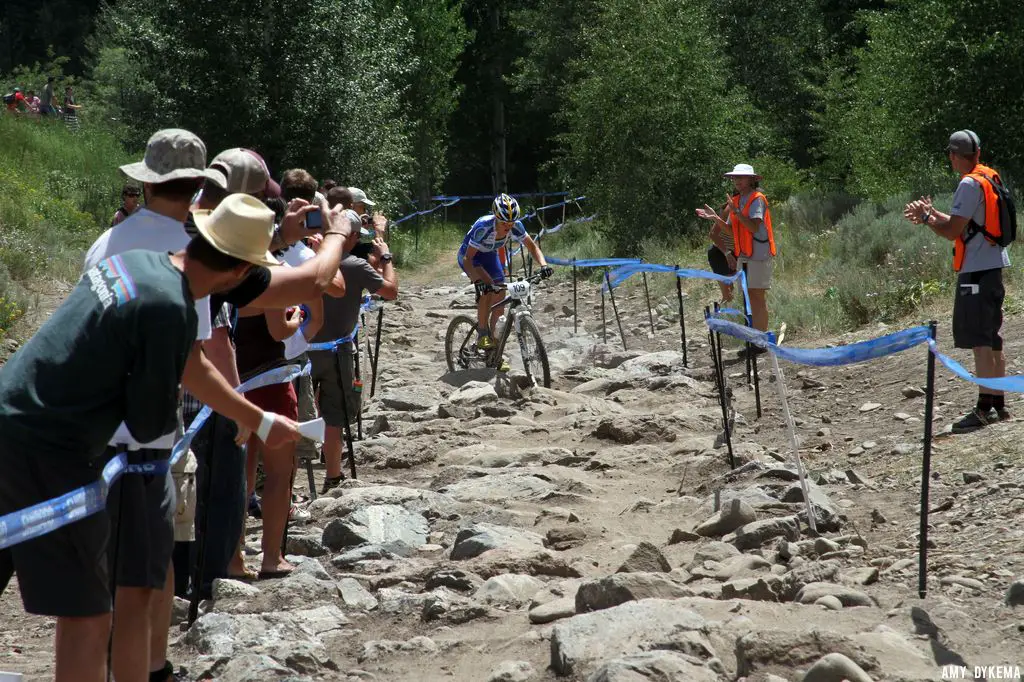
[
  {"left": 289, "top": 505, "right": 311, "bottom": 524},
  {"left": 321, "top": 475, "right": 344, "bottom": 495},
  {"left": 478, "top": 335, "right": 495, "bottom": 351},
  {"left": 997, "top": 407, "right": 1013, "bottom": 422},
  {"left": 248, "top": 492, "right": 262, "bottom": 519},
  {"left": 952, "top": 407, "right": 994, "bottom": 434}
]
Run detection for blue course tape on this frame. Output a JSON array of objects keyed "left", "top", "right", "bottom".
[
  {"left": 707, "top": 316, "right": 932, "bottom": 367},
  {"left": 0, "top": 360, "right": 313, "bottom": 551},
  {"left": 928, "top": 339, "right": 1024, "bottom": 392},
  {"left": 392, "top": 197, "right": 461, "bottom": 226},
  {"left": 547, "top": 257, "right": 643, "bottom": 268},
  {"left": 306, "top": 323, "right": 362, "bottom": 354}
]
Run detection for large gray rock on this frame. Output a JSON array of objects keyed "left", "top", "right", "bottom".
[
  {"left": 780, "top": 560, "right": 842, "bottom": 601},
  {"left": 795, "top": 582, "right": 876, "bottom": 607},
  {"left": 695, "top": 499, "right": 757, "bottom": 537},
  {"left": 586, "top": 651, "right": 724, "bottom": 682},
  {"left": 724, "top": 516, "right": 801, "bottom": 551},
  {"left": 487, "top": 660, "right": 536, "bottom": 682},
  {"left": 550, "top": 599, "right": 712, "bottom": 676},
  {"left": 438, "top": 472, "right": 558, "bottom": 503},
  {"left": 185, "top": 606, "right": 348, "bottom": 674},
  {"left": 802, "top": 653, "right": 874, "bottom": 682},
  {"left": 321, "top": 504, "right": 428, "bottom": 555},
  {"left": 576, "top": 573, "right": 691, "bottom": 612},
  {"left": 720, "top": 576, "right": 783, "bottom": 602},
  {"left": 449, "top": 380, "right": 499, "bottom": 406},
  {"left": 337, "top": 578, "right": 378, "bottom": 611},
  {"left": 685, "top": 542, "right": 740, "bottom": 570},
  {"left": 617, "top": 542, "right": 671, "bottom": 573},
  {"left": 195, "top": 654, "right": 296, "bottom": 682},
  {"left": 529, "top": 597, "right": 577, "bottom": 624},
  {"left": 735, "top": 630, "right": 879, "bottom": 678},
  {"left": 475, "top": 574, "right": 545, "bottom": 606},
  {"left": 379, "top": 386, "right": 443, "bottom": 411},
  {"left": 451, "top": 523, "right": 545, "bottom": 560},
  {"left": 359, "top": 636, "right": 439, "bottom": 662},
  {"left": 618, "top": 351, "right": 684, "bottom": 376},
  {"left": 285, "top": 534, "right": 328, "bottom": 558}
]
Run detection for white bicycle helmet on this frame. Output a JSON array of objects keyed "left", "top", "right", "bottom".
[{"left": 491, "top": 193, "right": 521, "bottom": 222}]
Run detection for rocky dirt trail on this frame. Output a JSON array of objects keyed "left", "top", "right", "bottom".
[{"left": 3, "top": 270, "right": 1024, "bottom": 681}]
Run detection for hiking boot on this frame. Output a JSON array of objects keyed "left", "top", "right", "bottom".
[
  {"left": 952, "top": 408, "right": 994, "bottom": 434},
  {"left": 478, "top": 335, "right": 495, "bottom": 351},
  {"left": 321, "top": 475, "right": 344, "bottom": 495},
  {"left": 996, "top": 407, "right": 1013, "bottom": 422}
]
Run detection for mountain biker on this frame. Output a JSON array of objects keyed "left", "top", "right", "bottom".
[{"left": 458, "top": 194, "right": 553, "bottom": 350}]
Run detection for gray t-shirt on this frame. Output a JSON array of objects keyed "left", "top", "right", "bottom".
[
  {"left": 951, "top": 176, "right": 1010, "bottom": 274},
  {"left": 737, "top": 194, "right": 770, "bottom": 261},
  {"left": 312, "top": 255, "right": 384, "bottom": 353}
]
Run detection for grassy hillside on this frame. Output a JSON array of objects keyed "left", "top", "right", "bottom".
[{"left": 0, "top": 115, "right": 132, "bottom": 335}]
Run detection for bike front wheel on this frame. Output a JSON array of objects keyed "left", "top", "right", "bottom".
[
  {"left": 514, "top": 315, "right": 551, "bottom": 388},
  {"left": 445, "top": 314, "right": 487, "bottom": 373}
]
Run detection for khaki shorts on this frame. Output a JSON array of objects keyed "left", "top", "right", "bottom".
[
  {"left": 739, "top": 258, "right": 773, "bottom": 290},
  {"left": 171, "top": 449, "right": 198, "bottom": 542}
]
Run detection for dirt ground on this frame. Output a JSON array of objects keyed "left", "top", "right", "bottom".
[{"left": 1, "top": 264, "right": 1022, "bottom": 681}]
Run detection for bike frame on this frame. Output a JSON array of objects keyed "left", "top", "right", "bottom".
[{"left": 489, "top": 273, "right": 543, "bottom": 366}]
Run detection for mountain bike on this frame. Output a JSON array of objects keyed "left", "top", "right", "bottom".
[{"left": 444, "top": 272, "right": 552, "bottom": 388}]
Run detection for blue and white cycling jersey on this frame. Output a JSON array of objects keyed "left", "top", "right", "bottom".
[{"left": 462, "top": 215, "right": 528, "bottom": 253}]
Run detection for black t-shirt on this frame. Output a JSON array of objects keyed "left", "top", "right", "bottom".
[{"left": 211, "top": 265, "right": 272, "bottom": 314}]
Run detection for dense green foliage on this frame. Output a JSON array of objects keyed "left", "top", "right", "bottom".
[
  {"left": 2, "top": 0, "right": 1023, "bottom": 334},
  {"left": 0, "top": 115, "right": 132, "bottom": 333}
]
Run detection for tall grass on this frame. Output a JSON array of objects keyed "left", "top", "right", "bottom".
[{"left": 0, "top": 115, "right": 131, "bottom": 335}]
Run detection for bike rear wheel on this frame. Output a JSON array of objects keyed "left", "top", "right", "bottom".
[
  {"left": 514, "top": 315, "right": 551, "bottom": 388},
  {"left": 445, "top": 315, "right": 487, "bottom": 373}
]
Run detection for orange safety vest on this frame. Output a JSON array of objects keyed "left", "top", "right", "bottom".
[
  {"left": 953, "top": 164, "right": 1002, "bottom": 272},
  {"left": 729, "top": 192, "right": 776, "bottom": 258}
]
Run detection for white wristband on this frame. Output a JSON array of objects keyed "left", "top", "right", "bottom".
[{"left": 256, "top": 411, "right": 277, "bottom": 443}]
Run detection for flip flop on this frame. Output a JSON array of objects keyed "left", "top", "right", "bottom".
[{"left": 257, "top": 569, "right": 294, "bottom": 581}]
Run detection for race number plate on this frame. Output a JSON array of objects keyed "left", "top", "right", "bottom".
[{"left": 508, "top": 280, "right": 531, "bottom": 300}]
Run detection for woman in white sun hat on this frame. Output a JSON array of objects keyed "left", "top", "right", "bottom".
[{"left": 696, "top": 163, "right": 776, "bottom": 347}]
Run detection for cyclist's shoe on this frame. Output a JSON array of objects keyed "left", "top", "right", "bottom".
[
  {"left": 539, "top": 265, "right": 554, "bottom": 279},
  {"left": 478, "top": 335, "right": 495, "bottom": 351},
  {"left": 997, "top": 407, "right": 1013, "bottom": 422},
  {"left": 321, "top": 475, "right": 344, "bottom": 495},
  {"left": 951, "top": 407, "right": 994, "bottom": 434}
]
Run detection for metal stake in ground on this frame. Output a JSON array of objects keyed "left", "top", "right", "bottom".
[
  {"left": 352, "top": 327, "right": 363, "bottom": 441},
  {"left": 572, "top": 259, "right": 578, "bottom": 334},
  {"left": 918, "top": 320, "right": 938, "bottom": 598},
  {"left": 769, "top": 348, "right": 817, "bottom": 534},
  {"left": 370, "top": 306, "right": 384, "bottom": 397},
  {"left": 605, "top": 270, "right": 627, "bottom": 350},
  {"left": 642, "top": 271, "right": 655, "bottom": 335},
  {"left": 334, "top": 349, "right": 359, "bottom": 480},
  {"left": 675, "top": 269, "right": 687, "bottom": 366},
  {"left": 188, "top": 437, "right": 215, "bottom": 626},
  {"left": 752, "top": 345, "right": 762, "bottom": 419},
  {"left": 705, "top": 306, "right": 735, "bottom": 469},
  {"left": 601, "top": 270, "right": 608, "bottom": 344}
]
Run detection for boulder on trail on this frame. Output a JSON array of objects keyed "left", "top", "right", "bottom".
[
  {"left": 450, "top": 523, "right": 545, "bottom": 560},
  {"left": 617, "top": 542, "right": 671, "bottom": 573},
  {"left": 723, "top": 516, "right": 801, "bottom": 550},
  {"left": 550, "top": 599, "right": 713, "bottom": 677},
  {"left": 575, "top": 573, "right": 692, "bottom": 612},
  {"left": 585, "top": 650, "right": 725, "bottom": 682},
  {"left": 694, "top": 499, "right": 757, "bottom": 537}
]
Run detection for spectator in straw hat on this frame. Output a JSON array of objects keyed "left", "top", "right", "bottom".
[
  {"left": 697, "top": 163, "right": 778, "bottom": 346},
  {"left": 0, "top": 191, "right": 309, "bottom": 682}
]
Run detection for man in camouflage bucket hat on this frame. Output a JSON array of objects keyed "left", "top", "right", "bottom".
[{"left": 120, "top": 128, "right": 224, "bottom": 185}]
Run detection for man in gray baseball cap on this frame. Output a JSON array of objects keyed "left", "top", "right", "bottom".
[{"left": 904, "top": 129, "right": 1012, "bottom": 433}]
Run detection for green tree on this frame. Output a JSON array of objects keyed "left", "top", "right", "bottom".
[
  {"left": 394, "top": 0, "right": 470, "bottom": 202},
  {"left": 90, "top": 0, "right": 414, "bottom": 207},
  {"left": 841, "top": 0, "right": 1024, "bottom": 198},
  {"left": 563, "top": 0, "right": 760, "bottom": 253}
]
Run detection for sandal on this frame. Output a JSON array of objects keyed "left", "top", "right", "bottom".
[
  {"left": 226, "top": 567, "right": 258, "bottom": 582},
  {"left": 257, "top": 569, "right": 294, "bottom": 580}
]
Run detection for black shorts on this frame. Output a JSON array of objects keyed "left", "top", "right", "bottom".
[
  {"left": 953, "top": 268, "right": 1004, "bottom": 351},
  {"left": 0, "top": 451, "right": 111, "bottom": 617},
  {"left": 106, "top": 447, "right": 175, "bottom": 590},
  {"left": 707, "top": 246, "right": 735, "bottom": 277}
]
